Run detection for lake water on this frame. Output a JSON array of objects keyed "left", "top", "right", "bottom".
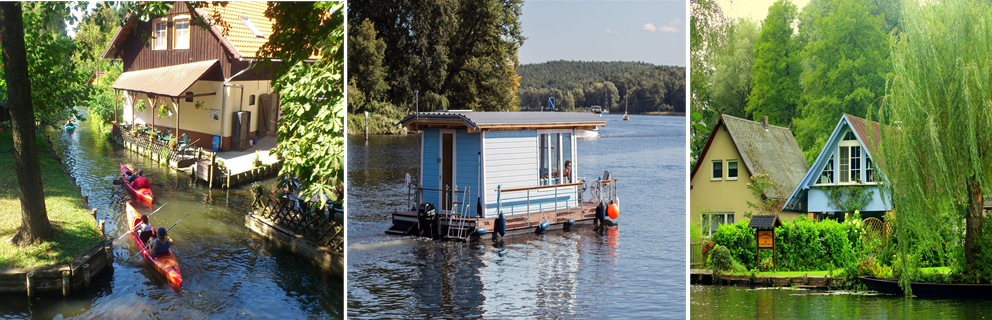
[
  {"left": 691, "top": 285, "right": 992, "bottom": 319},
  {"left": 0, "top": 109, "right": 342, "bottom": 319},
  {"left": 347, "top": 114, "right": 686, "bottom": 318}
]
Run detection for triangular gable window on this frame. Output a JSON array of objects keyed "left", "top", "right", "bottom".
[{"left": 819, "top": 153, "right": 834, "bottom": 184}]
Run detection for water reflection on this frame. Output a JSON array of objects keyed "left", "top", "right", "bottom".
[
  {"left": 349, "top": 115, "right": 684, "bottom": 318},
  {"left": 0, "top": 109, "right": 342, "bottom": 319}
]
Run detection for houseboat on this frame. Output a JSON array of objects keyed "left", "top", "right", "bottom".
[{"left": 385, "top": 111, "right": 620, "bottom": 240}]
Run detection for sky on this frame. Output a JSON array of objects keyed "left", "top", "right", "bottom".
[
  {"left": 517, "top": 0, "right": 686, "bottom": 67},
  {"left": 716, "top": 0, "right": 812, "bottom": 21}
]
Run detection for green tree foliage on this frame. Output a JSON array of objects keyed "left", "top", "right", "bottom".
[
  {"left": 0, "top": 2, "right": 92, "bottom": 127},
  {"left": 794, "top": 0, "right": 890, "bottom": 163},
  {"left": 347, "top": 18, "right": 389, "bottom": 112},
  {"left": 875, "top": 0, "right": 992, "bottom": 291},
  {"left": 709, "top": 18, "right": 759, "bottom": 122},
  {"left": 516, "top": 61, "right": 685, "bottom": 113},
  {"left": 746, "top": 0, "right": 801, "bottom": 128},
  {"left": 259, "top": 2, "right": 346, "bottom": 203},
  {"left": 349, "top": 0, "right": 524, "bottom": 112}
]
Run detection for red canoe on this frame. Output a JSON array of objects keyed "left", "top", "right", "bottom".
[
  {"left": 120, "top": 163, "right": 154, "bottom": 204},
  {"left": 126, "top": 201, "right": 183, "bottom": 288}
]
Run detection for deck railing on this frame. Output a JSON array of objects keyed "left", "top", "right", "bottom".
[
  {"left": 495, "top": 181, "right": 586, "bottom": 217},
  {"left": 252, "top": 191, "right": 344, "bottom": 254},
  {"left": 112, "top": 124, "right": 200, "bottom": 165}
]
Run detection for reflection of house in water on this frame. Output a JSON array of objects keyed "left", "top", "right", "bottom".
[{"left": 101, "top": 2, "right": 303, "bottom": 151}]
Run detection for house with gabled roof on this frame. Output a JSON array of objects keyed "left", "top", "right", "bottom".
[
  {"left": 690, "top": 115, "right": 809, "bottom": 236},
  {"left": 783, "top": 114, "right": 892, "bottom": 220},
  {"left": 101, "top": 2, "right": 305, "bottom": 151}
]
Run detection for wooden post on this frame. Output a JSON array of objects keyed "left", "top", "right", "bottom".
[
  {"left": 62, "top": 270, "right": 70, "bottom": 296},
  {"left": 82, "top": 263, "right": 91, "bottom": 288},
  {"left": 105, "top": 245, "right": 113, "bottom": 269},
  {"left": 92, "top": 208, "right": 97, "bottom": 220},
  {"left": 100, "top": 219, "right": 105, "bottom": 236},
  {"left": 209, "top": 152, "right": 216, "bottom": 188},
  {"left": 25, "top": 272, "right": 34, "bottom": 297},
  {"left": 365, "top": 111, "right": 369, "bottom": 141}
]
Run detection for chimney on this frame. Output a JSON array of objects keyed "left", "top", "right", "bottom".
[{"left": 761, "top": 116, "right": 769, "bottom": 129}]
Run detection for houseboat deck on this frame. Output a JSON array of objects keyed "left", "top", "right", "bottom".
[
  {"left": 212, "top": 135, "right": 280, "bottom": 175},
  {"left": 387, "top": 199, "right": 600, "bottom": 241}
]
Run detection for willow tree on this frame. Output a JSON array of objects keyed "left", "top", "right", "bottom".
[{"left": 875, "top": 0, "right": 992, "bottom": 293}]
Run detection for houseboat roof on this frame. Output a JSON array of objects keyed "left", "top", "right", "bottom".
[
  {"left": 398, "top": 111, "right": 606, "bottom": 132},
  {"left": 691, "top": 114, "right": 808, "bottom": 200}
]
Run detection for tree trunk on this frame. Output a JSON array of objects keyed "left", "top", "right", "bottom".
[
  {"left": 965, "top": 175, "right": 983, "bottom": 274},
  {"left": 1, "top": 2, "right": 52, "bottom": 245}
]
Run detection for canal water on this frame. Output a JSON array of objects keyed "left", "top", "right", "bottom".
[
  {"left": 347, "top": 114, "right": 686, "bottom": 318},
  {"left": 0, "top": 108, "right": 343, "bottom": 319},
  {"left": 691, "top": 285, "right": 992, "bottom": 319}
]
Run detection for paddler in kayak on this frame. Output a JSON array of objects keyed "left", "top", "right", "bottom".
[
  {"left": 138, "top": 214, "right": 156, "bottom": 244},
  {"left": 131, "top": 169, "right": 151, "bottom": 189},
  {"left": 147, "top": 227, "right": 173, "bottom": 255}
]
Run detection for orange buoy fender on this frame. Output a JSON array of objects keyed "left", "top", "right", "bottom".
[{"left": 608, "top": 203, "right": 619, "bottom": 220}]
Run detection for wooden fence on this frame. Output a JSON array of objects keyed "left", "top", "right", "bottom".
[{"left": 690, "top": 241, "right": 704, "bottom": 268}]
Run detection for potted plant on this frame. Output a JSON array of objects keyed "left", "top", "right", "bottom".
[
  {"left": 168, "top": 138, "right": 178, "bottom": 150},
  {"left": 252, "top": 150, "right": 262, "bottom": 167},
  {"left": 194, "top": 100, "right": 204, "bottom": 110},
  {"left": 252, "top": 134, "right": 258, "bottom": 145}
]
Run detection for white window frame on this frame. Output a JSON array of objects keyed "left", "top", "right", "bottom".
[
  {"left": 866, "top": 157, "right": 874, "bottom": 183},
  {"left": 173, "top": 17, "right": 190, "bottom": 50},
  {"left": 154, "top": 20, "right": 168, "bottom": 50},
  {"left": 726, "top": 160, "right": 738, "bottom": 181},
  {"left": 838, "top": 130, "right": 863, "bottom": 184},
  {"left": 702, "top": 212, "right": 735, "bottom": 237}
]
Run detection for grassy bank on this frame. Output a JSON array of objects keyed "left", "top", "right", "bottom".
[{"left": 0, "top": 131, "right": 103, "bottom": 269}]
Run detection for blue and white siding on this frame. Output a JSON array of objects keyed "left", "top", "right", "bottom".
[
  {"left": 482, "top": 130, "right": 577, "bottom": 218},
  {"left": 420, "top": 128, "right": 483, "bottom": 217}
]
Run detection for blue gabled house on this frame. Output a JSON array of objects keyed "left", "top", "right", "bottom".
[{"left": 783, "top": 114, "right": 892, "bottom": 220}]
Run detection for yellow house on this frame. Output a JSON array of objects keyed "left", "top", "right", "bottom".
[{"left": 690, "top": 115, "right": 808, "bottom": 236}]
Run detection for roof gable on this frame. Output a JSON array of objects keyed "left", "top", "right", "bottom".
[
  {"left": 691, "top": 115, "right": 808, "bottom": 200},
  {"left": 101, "top": 2, "right": 292, "bottom": 60},
  {"left": 783, "top": 114, "right": 888, "bottom": 211}
]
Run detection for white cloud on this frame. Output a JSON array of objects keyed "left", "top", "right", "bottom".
[
  {"left": 643, "top": 19, "right": 683, "bottom": 33},
  {"left": 605, "top": 29, "right": 619, "bottom": 34}
]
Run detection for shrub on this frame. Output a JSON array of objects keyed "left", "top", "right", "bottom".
[
  {"left": 710, "top": 245, "right": 734, "bottom": 271},
  {"left": 711, "top": 220, "right": 756, "bottom": 269}
]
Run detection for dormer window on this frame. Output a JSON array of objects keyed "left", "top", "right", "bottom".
[
  {"left": 154, "top": 21, "right": 167, "bottom": 50},
  {"left": 174, "top": 18, "right": 190, "bottom": 49}
]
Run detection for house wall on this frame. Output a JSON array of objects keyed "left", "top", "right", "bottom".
[
  {"left": 690, "top": 124, "right": 756, "bottom": 232},
  {"left": 807, "top": 186, "right": 891, "bottom": 212},
  {"left": 482, "top": 130, "right": 574, "bottom": 218},
  {"left": 120, "top": 79, "right": 277, "bottom": 151}
]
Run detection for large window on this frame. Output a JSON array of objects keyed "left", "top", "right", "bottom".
[
  {"left": 712, "top": 160, "right": 722, "bottom": 180},
  {"left": 839, "top": 147, "right": 850, "bottom": 183},
  {"left": 702, "top": 212, "right": 734, "bottom": 237},
  {"left": 174, "top": 19, "right": 190, "bottom": 49},
  {"left": 154, "top": 21, "right": 167, "bottom": 50},
  {"left": 727, "top": 160, "right": 738, "bottom": 180},
  {"left": 819, "top": 154, "right": 834, "bottom": 184},
  {"left": 538, "top": 132, "right": 575, "bottom": 185},
  {"left": 849, "top": 146, "right": 861, "bottom": 182}
]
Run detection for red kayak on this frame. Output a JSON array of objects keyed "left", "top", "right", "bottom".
[
  {"left": 126, "top": 202, "right": 183, "bottom": 288},
  {"left": 120, "top": 163, "right": 154, "bottom": 204}
]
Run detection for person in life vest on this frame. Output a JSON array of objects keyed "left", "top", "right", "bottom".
[
  {"left": 131, "top": 169, "right": 151, "bottom": 189},
  {"left": 147, "top": 227, "right": 172, "bottom": 255}
]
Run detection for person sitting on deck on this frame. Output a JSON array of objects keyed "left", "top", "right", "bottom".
[
  {"left": 147, "top": 227, "right": 172, "bottom": 255},
  {"left": 138, "top": 214, "right": 155, "bottom": 244},
  {"left": 132, "top": 169, "right": 151, "bottom": 189},
  {"left": 563, "top": 160, "right": 572, "bottom": 184}
]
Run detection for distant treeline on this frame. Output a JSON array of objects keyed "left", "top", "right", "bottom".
[{"left": 516, "top": 60, "right": 685, "bottom": 114}]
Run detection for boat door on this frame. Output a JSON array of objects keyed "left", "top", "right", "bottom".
[{"left": 440, "top": 131, "right": 456, "bottom": 211}]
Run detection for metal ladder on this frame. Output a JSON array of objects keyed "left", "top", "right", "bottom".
[{"left": 446, "top": 186, "right": 471, "bottom": 240}]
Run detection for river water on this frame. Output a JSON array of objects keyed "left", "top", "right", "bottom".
[
  {"left": 347, "top": 114, "right": 686, "bottom": 318},
  {"left": 0, "top": 109, "right": 343, "bottom": 319},
  {"left": 691, "top": 285, "right": 992, "bottom": 319}
]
